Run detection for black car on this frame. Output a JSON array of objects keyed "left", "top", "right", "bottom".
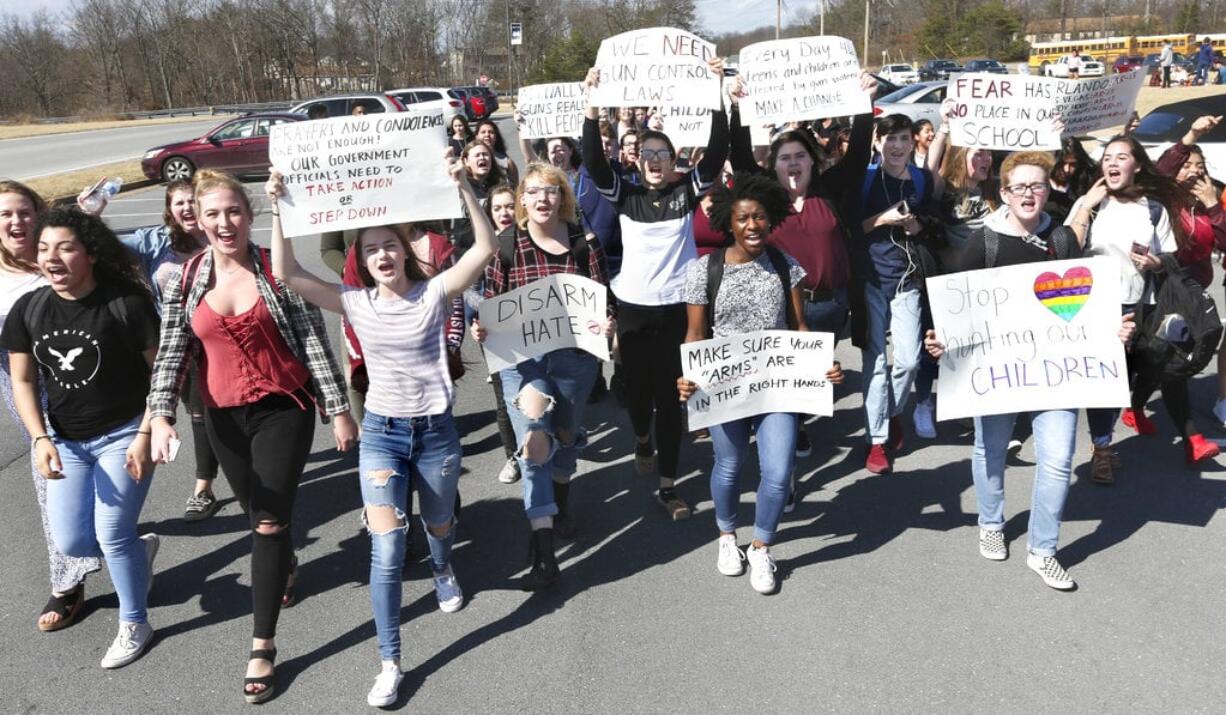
[
  {"left": 919, "top": 59, "right": 964, "bottom": 81},
  {"left": 963, "top": 59, "right": 1008, "bottom": 74}
]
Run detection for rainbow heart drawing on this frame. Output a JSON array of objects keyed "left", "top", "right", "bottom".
[{"left": 1033, "top": 267, "right": 1093, "bottom": 322}]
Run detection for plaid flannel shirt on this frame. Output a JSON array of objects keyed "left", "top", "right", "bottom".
[
  {"left": 147, "top": 244, "right": 349, "bottom": 420},
  {"left": 483, "top": 225, "right": 611, "bottom": 304}
]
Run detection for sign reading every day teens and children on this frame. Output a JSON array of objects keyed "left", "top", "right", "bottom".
[
  {"left": 680, "top": 330, "right": 835, "bottom": 431},
  {"left": 738, "top": 35, "right": 871, "bottom": 126},
  {"left": 481, "top": 274, "right": 610, "bottom": 373},
  {"left": 926, "top": 257, "right": 1130, "bottom": 420},
  {"left": 590, "top": 27, "right": 722, "bottom": 109},
  {"left": 269, "top": 109, "right": 462, "bottom": 237}
]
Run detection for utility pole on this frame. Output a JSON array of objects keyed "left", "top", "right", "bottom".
[
  {"left": 776, "top": 0, "right": 781, "bottom": 40},
  {"left": 505, "top": 0, "right": 514, "bottom": 96},
  {"left": 820, "top": 0, "right": 825, "bottom": 35},
  {"left": 863, "top": 0, "right": 870, "bottom": 67}
]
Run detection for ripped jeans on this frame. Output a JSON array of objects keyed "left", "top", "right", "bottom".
[
  {"left": 499, "top": 349, "right": 599, "bottom": 520},
  {"left": 358, "top": 408, "right": 461, "bottom": 661}
]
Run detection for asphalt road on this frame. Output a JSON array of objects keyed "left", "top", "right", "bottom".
[
  {"left": 4, "top": 122, "right": 1226, "bottom": 712},
  {"left": 0, "top": 119, "right": 227, "bottom": 181}
]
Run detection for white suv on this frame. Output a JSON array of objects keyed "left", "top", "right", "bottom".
[
  {"left": 290, "top": 93, "right": 404, "bottom": 118},
  {"left": 387, "top": 87, "right": 466, "bottom": 121},
  {"left": 879, "top": 64, "right": 920, "bottom": 85},
  {"left": 1043, "top": 55, "right": 1105, "bottom": 78}
]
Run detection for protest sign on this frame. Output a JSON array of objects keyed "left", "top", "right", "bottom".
[
  {"left": 482, "top": 274, "right": 609, "bottom": 373},
  {"left": 268, "top": 110, "right": 460, "bottom": 237},
  {"left": 517, "top": 82, "right": 585, "bottom": 139},
  {"left": 591, "top": 27, "right": 720, "bottom": 109},
  {"left": 738, "top": 36, "right": 870, "bottom": 125},
  {"left": 926, "top": 257, "right": 1129, "bottom": 420},
  {"left": 947, "top": 69, "right": 1145, "bottom": 151},
  {"left": 658, "top": 105, "right": 713, "bottom": 147},
  {"left": 680, "top": 330, "right": 834, "bottom": 431}
]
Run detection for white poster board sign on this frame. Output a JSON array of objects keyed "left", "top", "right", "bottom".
[
  {"left": 482, "top": 274, "right": 609, "bottom": 373},
  {"left": 517, "top": 82, "right": 585, "bottom": 139},
  {"left": 947, "top": 69, "right": 1145, "bottom": 151},
  {"left": 926, "top": 257, "right": 1129, "bottom": 420},
  {"left": 681, "top": 330, "right": 834, "bottom": 431},
  {"left": 269, "top": 110, "right": 461, "bottom": 237},
  {"left": 738, "top": 36, "right": 870, "bottom": 125},
  {"left": 659, "top": 105, "right": 712, "bottom": 147},
  {"left": 591, "top": 27, "right": 721, "bottom": 109}
]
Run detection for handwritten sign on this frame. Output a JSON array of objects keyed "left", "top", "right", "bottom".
[
  {"left": 591, "top": 27, "right": 720, "bottom": 109},
  {"left": 926, "top": 257, "right": 1129, "bottom": 420},
  {"left": 947, "top": 69, "right": 1145, "bottom": 151},
  {"left": 517, "top": 82, "right": 585, "bottom": 139},
  {"left": 482, "top": 274, "right": 609, "bottom": 373},
  {"left": 269, "top": 110, "right": 461, "bottom": 237},
  {"left": 659, "top": 105, "right": 713, "bottom": 147},
  {"left": 738, "top": 36, "right": 870, "bottom": 125},
  {"left": 681, "top": 330, "right": 834, "bottom": 431}
]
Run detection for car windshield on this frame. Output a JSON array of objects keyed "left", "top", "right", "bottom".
[
  {"left": 937, "top": 61, "right": 958, "bottom": 68},
  {"left": 1133, "top": 111, "right": 1186, "bottom": 140},
  {"left": 878, "top": 83, "right": 930, "bottom": 102},
  {"left": 886, "top": 65, "right": 910, "bottom": 72}
]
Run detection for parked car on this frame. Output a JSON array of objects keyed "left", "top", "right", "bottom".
[
  {"left": 919, "top": 59, "right": 963, "bottom": 81},
  {"left": 963, "top": 59, "right": 1008, "bottom": 74},
  {"left": 289, "top": 92, "right": 405, "bottom": 118},
  {"left": 141, "top": 113, "right": 302, "bottom": 183},
  {"left": 1112, "top": 55, "right": 1145, "bottom": 73},
  {"left": 870, "top": 74, "right": 903, "bottom": 98},
  {"left": 387, "top": 86, "right": 466, "bottom": 119},
  {"left": 872, "top": 80, "right": 947, "bottom": 128},
  {"left": 1144, "top": 52, "right": 1195, "bottom": 73},
  {"left": 448, "top": 87, "right": 489, "bottom": 121},
  {"left": 468, "top": 86, "right": 500, "bottom": 115},
  {"left": 1043, "top": 55, "right": 1105, "bottom": 78},
  {"left": 878, "top": 63, "right": 920, "bottom": 85},
  {"left": 1094, "top": 97, "right": 1226, "bottom": 183}
]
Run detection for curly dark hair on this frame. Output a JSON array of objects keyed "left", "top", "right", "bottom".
[
  {"left": 36, "top": 207, "right": 149, "bottom": 296},
  {"left": 1100, "top": 134, "right": 1189, "bottom": 247},
  {"left": 1051, "top": 135, "right": 1098, "bottom": 198},
  {"left": 707, "top": 172, "right": 792, "bottom": 240}
]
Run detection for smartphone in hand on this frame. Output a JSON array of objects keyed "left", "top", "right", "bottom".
[{"left": 167, "top": 437, "right": 182, "bottom": 463}]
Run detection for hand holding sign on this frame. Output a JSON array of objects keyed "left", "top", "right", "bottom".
[{"left": 589, "top": 27, "right": 722, "bottom": 109}]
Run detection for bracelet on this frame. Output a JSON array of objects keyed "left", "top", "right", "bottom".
[
  {"left": 270, "top": 211, "right": 280, "bottom": 217},
  {"left": 136, "top": 430, "right": 151, "bottom": 436},
  {"left": 33, "top": 435, "right": 51, "bottom": 444}
]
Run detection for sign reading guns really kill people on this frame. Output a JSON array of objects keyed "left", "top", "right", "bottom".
[
  {"left": 268, "top": 110, "right": 461, "bottom": 237},
  {"left": 926, "top": 257, "right": 1129, "bottom": 420}
]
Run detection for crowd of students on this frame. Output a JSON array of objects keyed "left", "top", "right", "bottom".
[{"left": 3, "top": 55, "right": 1225, "bottom": 707}]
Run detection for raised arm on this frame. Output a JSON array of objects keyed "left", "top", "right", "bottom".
[
  {"left": 515, "top": 111, "right": 543, "bottom": 163},
  {"left": 823, "top": 78, "right": 877, "bottom": 201},
  {"left": 693, "top": 57, "right": 730, "bottom": 186},
  {"left": 443, "top": 155, "right": 497, "bottom": 299},
  {"left": 928, "top": 100, "right": 955, "bottom": 197},
  {"left": 265, "top": 171, "right": 344, "bottom": 314},
  {"left": 581, "top": 67, "right": 620, "bottom": 197}
]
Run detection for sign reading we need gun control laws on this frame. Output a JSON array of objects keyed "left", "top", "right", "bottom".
[
  {"left": 481, "top": 274, "right": 610, "bottom": 373},
  {"left": 738, "top": 36, "right": 870, "bottom": 125},
  {"left": 269, "top": 110, "right": 461, "bottom": 237},
  {"left": 590, "top": 27, "right": 721, "bottom": 109},
  {"left": 926, "top": 257, "right": 1129, "bottom": 420},
  {"left": 681, "top": 330, "right": 834, "bottom": 431}
]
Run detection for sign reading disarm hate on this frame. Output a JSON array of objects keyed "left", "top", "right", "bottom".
[
  {"left": 481, "top": 274, "right": 609, "bottom": 373},
  {"left": 926, "top": 257, "right": 1129, "bottom": 420},
  {"left": 681, "top": 330, "right": 834, "bottom": 431},
  {"left": 269, "top": 110, "right": 461, "bottom": 237},
  {"left": 517, "top": 82, "right": 585, "bottom": 139},
  {"left": 738, "top": 36, "right": 870, "bottom": 125},
  {"left": 590, "top": 27, "right": 721, "bottom": 109}
]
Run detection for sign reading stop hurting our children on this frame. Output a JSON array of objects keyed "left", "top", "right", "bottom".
[{"left": 926, "top": 257, "right": 1129, "bottom": 420}]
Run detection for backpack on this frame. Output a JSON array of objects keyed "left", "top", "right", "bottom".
[
  {"left": 1131, "top": 253, "right": 1223, "bottom": 382},
  {"left": 495, "top": 227, "right": 592, "bottom": 280},
  {"left": 704, "top": 245, "right": 797, "bottom": 338},
  {"left": 859, "top": 163, "right": 927, "bottom": 216},
  {"left": 983, "top": 224, "right": 1080, "bottom": 268}
]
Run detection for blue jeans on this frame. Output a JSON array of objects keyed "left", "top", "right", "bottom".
[
  {"left": 499, "top": 349, "right": 599, "bottom": 520},
  {"left": 359, "top": 409, "right": 461, "bottom": 661},
  {"left": 46, "top": 417, "right": 152, "bottom": 623},
  {"left": 973, "top": 409, "right": 1077, "bottom": 556},
  {"left": 861, "top": 282, "right": 924, "bottom": 443},
  {"left": 710, "top": 412, "right": 797, "bottom": 544},
  {"left": 802, "top": 287, "right": 849, "bottom": 344}
]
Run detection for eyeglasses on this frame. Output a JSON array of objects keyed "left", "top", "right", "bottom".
[
  {"left": 1004, "top": 183, "right": 1050, "bottom": 196},
  {"left": 640, "top": 149, "right": 673, "bottom": 161},
  {"left": 523, "top": 186, "right": 560, "bottom": 197}
]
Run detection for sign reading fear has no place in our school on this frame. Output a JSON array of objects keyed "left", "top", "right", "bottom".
[
  {"left": 946, "top": 69, "right": 1145, "bottom": 151},
  {"left": 590, "top": 27, "right": 722, "bottom": 109},
  {"left": 268, "top": 109, "right": 462, "bottom": 238},
  {"left": 926, "top": 257, "right": 1129, "bottom": 420},
  {"left": 738, "top": 35, "right": 871, "bottom": 126},
  {"left": 680, "top": 330, "right": 834, "bottom": 431},
  {"left": 481, "top": 274, "right": 610, "bottom": 373}
]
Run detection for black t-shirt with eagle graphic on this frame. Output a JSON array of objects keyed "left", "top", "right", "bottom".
[{"left": 0, "top": 283, "right": 160, "bottom": 440}]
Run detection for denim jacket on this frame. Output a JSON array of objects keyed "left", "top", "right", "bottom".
[{"left": 119, "top": 225, "right": 179, "bottom": 312}]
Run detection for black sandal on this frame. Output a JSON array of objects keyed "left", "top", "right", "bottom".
[
  {"left": 281, "top": 555, "right": 298, "bottom": 609},
  {"left": 38, "top": 583, "right": 84, "bottom": 633},
  {"left": 243, "top": 648, "right": 277, "bottom": 704}
]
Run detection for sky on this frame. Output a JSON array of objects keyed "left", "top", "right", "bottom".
[{"left": 19, "top": 0, "right": 822, "bottom": 37}]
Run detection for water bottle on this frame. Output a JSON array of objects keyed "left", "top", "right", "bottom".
[{"left": 79, "top": 177, "right": 123, "bottom": 214}]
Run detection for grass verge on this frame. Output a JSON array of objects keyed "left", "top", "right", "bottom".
[
  {"left": 26, "top": 160, "right": 151, "bottom": 204},
  {"left": 0, "top": 114, "right": 231, "bottom": 141}
]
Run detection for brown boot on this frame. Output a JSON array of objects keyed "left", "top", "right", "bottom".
[{"left": 1090, "top": 445, "right": 1115, "bottom": 485}]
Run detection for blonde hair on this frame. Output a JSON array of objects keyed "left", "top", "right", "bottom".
[
  {"left": 940, "top": 146, "right": 999, "bottom": 212},
  {"left": 0, "top": 180, "right": 46, "bottom": 274},
  {"left": 514, "top": 163, "right": 577, "bottom": 230},
  {"left": 999, "top": 151, "right": 1055, "bottom": 187},
  {"left": 192, "top": 169, "right": 253, "bottom": 217}
]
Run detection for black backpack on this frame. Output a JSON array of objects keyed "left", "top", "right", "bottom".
[
  {"left": 1131, "top": 253, "right": 1223, "bottom": 382},
  {"left": 704, "top": 245, "right": 797, "bottom": 337},
  {"left": 495, "top": 226, "right": 592, "bottom": 279},
  {"left": 983, "top": 224, "right": 1081, "bottom": 267}
]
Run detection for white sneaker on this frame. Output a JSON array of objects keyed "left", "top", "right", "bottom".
[
  {"left": 1027, "top": 552, "right": 1075, "bottom": 590},
  {"left": 913, "top": 401, "right": 937, "bottom": 439},
  {"left": 433, "top": 567, "right": 464, "bottom": 613},
  {"left": 366, "top": 661, "right": 404, "bottom": 708},
  {"left": 497, "top": 458, "right": 521, "bottom": 484},
  {"left": 141, "top": 533, "right": 160, "bottom": 596},
  {"left": 100, "top": 620, "right": 153, "bottom": 669},
  {"left": 1007, "top": 438, "right": 1024, "bottom": 456},
  {"left": 745, "top": 544, "right": 777, "bottom": 594},
  {"left": 978, "top": 528, "right": 1007, "bottom": 561},
  {"left": 716, "top": 534, "right": 745, "bottom": 576},
  {"left": 1214, "top": 398, "right": 1226, "bottom": 427}
]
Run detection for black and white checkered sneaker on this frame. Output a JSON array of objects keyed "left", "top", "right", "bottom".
[
  {"left": 1027, "top": 553, "right": 1075, "bottom": 590},
  {"left": 978, "top": 528, "right": 1007, "bottom": 561}
]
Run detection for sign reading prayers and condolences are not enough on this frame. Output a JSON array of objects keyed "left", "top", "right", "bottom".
[
  {"left": 737, "top": 35, "right": 871, "bottom": 126},
  {"left": 926, "top": 257, "right": 1129, "bottom": 420},
  {"left": 268, "top": 110, "right": 461, "bottom": 237},
  {"left": 516, "top": 82, "right": 585, "bottom": 139},
  {"left": 680, "top": 330, "right": 835, "bottom": 431},
  {"left": 481, "top": 274, "right": 610, "bottom": 373},
  {"left": 945, "top": 69, "right": 1146, "bottom": 151},
  {"left": 590, "top": 26, "right": 721, "bottom": 109}
]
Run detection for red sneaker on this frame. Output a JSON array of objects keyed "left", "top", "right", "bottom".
[
  {"left": 1122, "top": 408, "right": 1157, "bottom": 435},
  {"left": 888, "top": 416, "right": 905, "bottom": 453},
  {"left": 1185, "top": 433, "right": 1220, "bottom": 464},
  {"left": 865, "top": 444, "right": 891, "bottom": 474}
]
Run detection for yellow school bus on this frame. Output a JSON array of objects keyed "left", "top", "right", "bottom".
[{"left": 1028, "top": 37, "right": 1129, "bottom": 73}]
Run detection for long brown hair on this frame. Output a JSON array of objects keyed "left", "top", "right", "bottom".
[
  {"left": 162, "top": 180, "right": 202, "bottom": 254},
  {"left": 1101, "top": 135, "right": 1188, "bottom": 248},
  {"left": 940, "top": 146, "right": 999, "bottom": 212},
  {"left": 0, "top": 180, "right": 46, "bottom": 274},
  {"left": 352, "top": 224, "right": 429, "bottom": 287}
]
